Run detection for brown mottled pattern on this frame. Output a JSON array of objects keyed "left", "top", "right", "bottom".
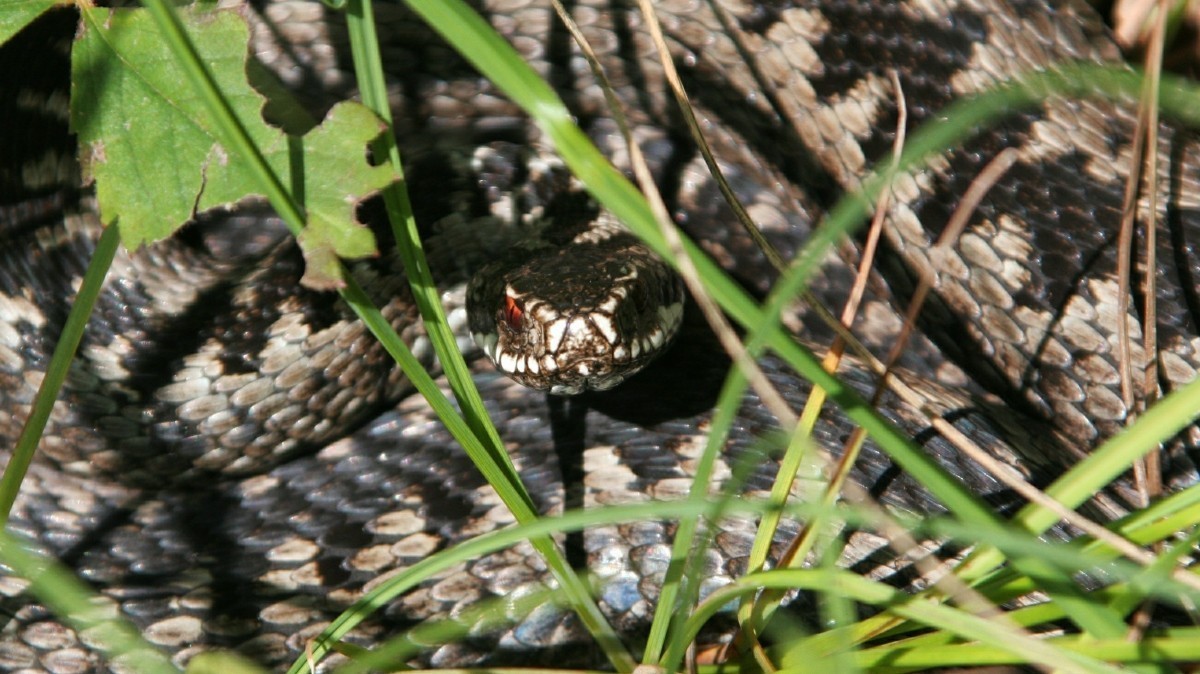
[{"left": 1, "top": 0, "right": 1198, "bottom": 670}]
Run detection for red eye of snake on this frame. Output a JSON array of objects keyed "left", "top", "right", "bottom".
[{"left": 503, "top": 295, "right": 524, "bottom": 331}]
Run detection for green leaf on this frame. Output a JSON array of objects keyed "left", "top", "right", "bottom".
[
  {"left": 292, "top": 102, "right": 391, "bottom": 289},
  {"left": 72, "top": 6, "right": 394, "bottom": 287},
  {"left": 0, "top": 0, "right": 58, "bottom": 45}
]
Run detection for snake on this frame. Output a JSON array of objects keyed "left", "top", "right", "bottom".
[{"left": 2, "top": 0, "right": 1199, "bottom": 670}]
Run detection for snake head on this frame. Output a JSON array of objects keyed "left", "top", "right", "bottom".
[{"left": 467, "top": 212, "right": 684, "bottom": 395}]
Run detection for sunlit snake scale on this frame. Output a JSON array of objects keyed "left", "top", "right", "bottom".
[{"left": 2, "top": 0, "right": 1199, "bottom": 670}]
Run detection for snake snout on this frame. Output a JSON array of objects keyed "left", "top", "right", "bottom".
[{"left": 465, "top": 215, "right": 685, "bottom": 395}]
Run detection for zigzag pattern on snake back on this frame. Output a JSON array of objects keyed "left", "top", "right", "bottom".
[{"left": 2, "top": 0, "right": 1199, "bottom": 670}]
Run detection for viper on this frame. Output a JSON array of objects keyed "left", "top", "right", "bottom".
[{"left": 1, "top": 0, "right": 1198, "bottom": 671}]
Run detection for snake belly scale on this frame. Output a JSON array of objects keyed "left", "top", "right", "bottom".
[{"left": 2, "top": 0, "right": 1200, "bottom": 671}]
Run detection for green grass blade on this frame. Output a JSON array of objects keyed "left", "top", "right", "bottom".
[
  {"left": 689, "top": 569, "right": 1126, "bottom": 674},
  {"left": 645, "top": 364, "right": 754, "bottom": 665},
  {"left": 846, "top": 628, "right": 1200, "bottom": 673},
  {"left": 292, "top": 1, "right": 630, "bottom": 669},
  {"left": 0, "top": 223, "right": 118, "bottom": 526},
  {"left": 340, "top": 0, "right": 519, "bottom": 509},
  {"left": 0, "top": 528, "right": 178, "bottom": 674}
]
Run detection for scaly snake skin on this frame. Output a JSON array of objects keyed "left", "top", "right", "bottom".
[{"left": 2, "top": 0, "right": 1199, "bottom": 670}]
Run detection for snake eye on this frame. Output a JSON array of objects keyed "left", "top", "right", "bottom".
[{"left": 502, "top": 294, "right": 524, "bottom": 332}]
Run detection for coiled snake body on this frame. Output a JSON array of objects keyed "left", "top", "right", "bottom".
[{"left": 2, "top": 0, "right": 1200, "bottom": 670}]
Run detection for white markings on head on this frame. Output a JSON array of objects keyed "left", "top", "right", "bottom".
[
  {"left": 546, "top": 318, "right": 569, "bottom": 354},
  {"left": 567, "top": 316, "right": 591, "bottom": 347},
  {"left": 590, "top": 313, "right": 618, "bottom": 344},
  {"left": 598, "top": 297, "right": 620, "bottom": 315},
  {"left": 498, "top": 351, "right": 517, "bottom": 374}
]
